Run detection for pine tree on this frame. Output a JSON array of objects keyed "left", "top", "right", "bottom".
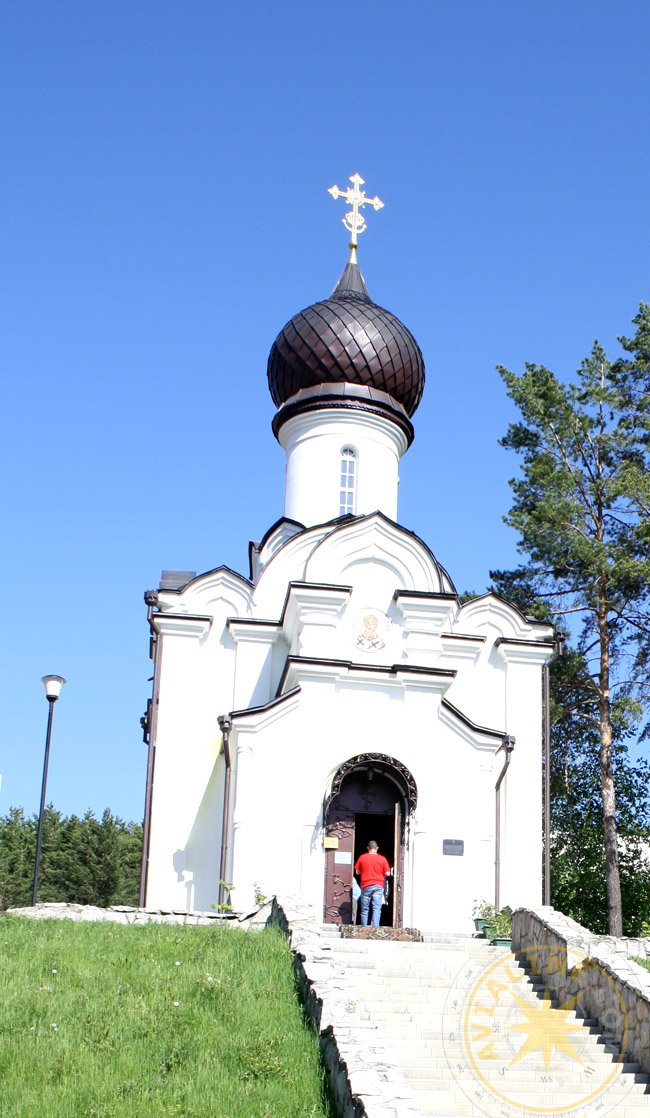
[
  {"left": 498, "top": 318, "right": 650, "bottom": 934},
  {"left": 490, "top": 568, "right": 650, "bottom": 934}
]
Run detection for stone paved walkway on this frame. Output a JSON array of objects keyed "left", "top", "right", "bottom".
[{"left": 322, "top": 928, "right": 650, "bottom": 1117}]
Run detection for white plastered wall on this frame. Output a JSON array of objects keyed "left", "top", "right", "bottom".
[
  {"left": 144, "top": 521, "right": 553, "bottom": 927},
  {"left": 226, "top": 669, "right": 508, "bottom": 930},
  {"left": 145, "top": 570, "right": 251, "bottom": 911},
  {"left": 278, "top": 409, "right": 408, "bottom": 526}
]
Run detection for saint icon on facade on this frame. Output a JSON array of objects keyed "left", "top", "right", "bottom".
[{"left": 353, "top": 609, "right": 389, "bottom": 653}]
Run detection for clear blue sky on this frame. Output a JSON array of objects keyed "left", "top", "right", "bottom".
[{"left": 2, "top": 1, "right": 649, "bottom": 822}]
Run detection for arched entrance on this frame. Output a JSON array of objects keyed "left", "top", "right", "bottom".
[{"left": 323, "top": 754, "right": 417, "bottom": 928}]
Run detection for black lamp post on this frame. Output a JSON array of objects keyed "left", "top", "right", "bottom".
[{"left": 32, "top": 675, "right": 66, "bottom": 907}]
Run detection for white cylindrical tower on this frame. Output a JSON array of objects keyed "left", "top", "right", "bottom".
[
  {"left": 278, "top": 407, "right": 408, "bottom": 525},
  {"left": 267, "top": 257, "right": 425, "bottom": 528}
]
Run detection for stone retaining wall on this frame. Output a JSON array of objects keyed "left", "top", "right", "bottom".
[
  {"left": 4, "top": 900, "right": 271, "bottom": 928},
  {"left": 513, "top": 906, "right": 650, "bottom": 1073},
  {"left": 268, "top": 895, "right": 424, "bottom": 1118}
]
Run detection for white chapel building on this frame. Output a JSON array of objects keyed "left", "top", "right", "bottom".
[{"left": 140, "top": 188, "right": 554, "bottom": 932}]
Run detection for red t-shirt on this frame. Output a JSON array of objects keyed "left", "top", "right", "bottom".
[{"left": 355, "top": 851, "right": 390, "bottom": 889}]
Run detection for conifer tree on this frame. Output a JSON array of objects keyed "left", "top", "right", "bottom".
[
  {"left": 0, "top": 806, "right": 142, "bottom": 909},
  {"left": 498, "top": 313, "right": 650, "bottom": 935}
]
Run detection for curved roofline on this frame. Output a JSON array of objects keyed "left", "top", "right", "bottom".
[
  {"left": 162, "top": 564, "right": 252, "bottom": 594},
  {"left": 251, "top": 509, "right": 458, "bottom": 603},
  {"left": 300, "top": 510, "right": 458, "bottom": 596},
  {"left": 459, "top": 590, "right": 553, "bottom": 630},
  {"left": 256, "top": 515, "right": 306, "bottom": 553}
]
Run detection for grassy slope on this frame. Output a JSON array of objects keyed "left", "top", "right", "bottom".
[{"left": 0, "top": 918, "right": 330, "bottom": 1118}]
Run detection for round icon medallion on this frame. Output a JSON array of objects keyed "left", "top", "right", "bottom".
[{"left": 351, "top": 608, "right": 391, "bottom": 653}]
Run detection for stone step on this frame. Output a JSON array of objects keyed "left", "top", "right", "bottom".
[
  {"left": 412, "top": 1096, "right": 650, "bottom": 1118},
  {"left": 414, "top": 1090, "right": 650, "bottom": 1108},
  {"left": 383, "top": 1031, "right": 630, "bottom": 1055},
  {"left": 327, "top": 938, "right": 505, "bottom": 953},
  {"left": 398, "top": 1068, "right": 650, "bottom": 1091},
  {"left": 325, "top": 932, "right": 648, "bottom": 1116},
  {"left": 333, "top": 948, "right": 515, "bottom": 959}
]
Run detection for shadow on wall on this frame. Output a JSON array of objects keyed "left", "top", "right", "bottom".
[{"left": 172, "top": 755, "right": 225, "bottom": 911}]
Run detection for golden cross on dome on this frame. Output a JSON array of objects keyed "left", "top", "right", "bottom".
[{"left": 328, "top": 173, "right": 384, "bottom": 262}]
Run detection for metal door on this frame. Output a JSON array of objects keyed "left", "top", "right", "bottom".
[{"left": 324, "top": 804, "right": 355, "bottom": 924}]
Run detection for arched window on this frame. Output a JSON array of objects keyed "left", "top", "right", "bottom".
[{"left": 339, "top": 447, "right": 357, "bottom": 516}]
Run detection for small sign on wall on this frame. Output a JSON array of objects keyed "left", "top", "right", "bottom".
[
  {"left": 443, "top": 839, "right": 464, "bottom": 856},
  {"left": 323, "top": 837, "right": 339, "bottom": 850},
  {"left": 334, "top": 851, "right": 352, "bottom": 865}
]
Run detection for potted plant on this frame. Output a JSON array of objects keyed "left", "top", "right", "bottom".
[
  {"left": 488, "top": 906, "right": 512, "bottom": 946},
  {"left": 471, "top": 899, "right": 496, "bottom": 934}
]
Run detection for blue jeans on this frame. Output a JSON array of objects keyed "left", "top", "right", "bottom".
[{"left": 360, "top": 885, "right": 383, "bottom": 926}]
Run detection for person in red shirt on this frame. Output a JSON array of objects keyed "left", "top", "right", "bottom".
[{"left": 354, "top": 841, "right": 391, "bottom": 926}]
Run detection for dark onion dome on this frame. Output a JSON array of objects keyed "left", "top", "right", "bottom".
[{"left": 268, "top": 259, "right": 425, "bottom": 444}]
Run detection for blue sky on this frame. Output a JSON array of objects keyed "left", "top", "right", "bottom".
[{"left": 2, "top": 1, "right": 649, "bottom": 822}]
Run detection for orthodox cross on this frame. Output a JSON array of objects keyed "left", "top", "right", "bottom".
[{"left": 328, "top": 173, "right": 384, "bottom": 259}]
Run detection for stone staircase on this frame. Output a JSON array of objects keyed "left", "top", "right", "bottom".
[{"left": 320, "top": 927, "right": 650, "bottom": 1117}]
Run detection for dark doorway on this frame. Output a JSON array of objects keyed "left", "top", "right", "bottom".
[
  {"left": 324, "top": 766, "right": 405, "bottom": 927},
  {"left": 354, "top": 811, "right": 395, "bottom": 927}
]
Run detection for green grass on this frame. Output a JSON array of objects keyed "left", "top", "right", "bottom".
[
  {"left": 631, "top": 955, "right": 650, "bottom": 974},
  {"left": 0, "top": 917, "right": 331, "bottom": 1118}
]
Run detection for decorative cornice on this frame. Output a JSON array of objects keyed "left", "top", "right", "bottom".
[
  {"left": 277, "top": 655, "right": 456, "bottom": 697},
  {"left": 494, "top": 637, "right": 555, "bottom": 666},
  {"left": 273, "top": 396, "right": 415, "bottom": 448},
  {"left": 440, "top": 632, "right": 486, "bottom": 642},
  {"left": 151, "top": 613, "right": 212, "bottom": 640},
  {"left": 393, "top": 590, "right": 457, "bottom": 632},
  {"left": 393, "top": 590, "right": 458, "bottom": 603},
  {"left": 226, "top": 618, "right": 282, "bottom": 644},
  {"left": 439, "top": 632, "right": 485, "bottom": 664},
  {"left": 280, "top": 581, "right": 352, "bottom": 636}
]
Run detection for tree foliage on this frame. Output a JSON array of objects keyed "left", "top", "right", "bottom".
[
  {"left": 548, "top": 647, "right": 650, "bottom": 934},
  {"left": 490, "top": 568, "right": 650, "bottom": 935},
  {"left": 0, "top": 805, "right": 142, "bottom": 910},
  {"left": 495, "top": 304, "right": 650, "bottom": 934}
]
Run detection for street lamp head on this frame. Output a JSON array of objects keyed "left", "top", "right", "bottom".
[{"left": 41, "top": 675, "right": 66, "bottom": 702}]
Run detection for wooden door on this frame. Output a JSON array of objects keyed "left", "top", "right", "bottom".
[
  {"left": 393, "top": 800, "right": 403, "bottom": 928},
  {"left": 324, "top": 804, "right": 355, "bottom": 924}
]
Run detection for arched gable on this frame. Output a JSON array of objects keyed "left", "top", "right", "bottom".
[
  {"left": 251, "top": 517, "right": 305, "bottom": 581},
  {"left": 251, "top": 522, "right": 334, "bottom": 618},
  {"left": 457, "top": 592, "right": 552, "bottom": 642},
  {"left": 160, "top": 566, "right": 253, "bottom": 620},
  {"left": 304, "top": 513, "right": 455, "bottom": 595}
]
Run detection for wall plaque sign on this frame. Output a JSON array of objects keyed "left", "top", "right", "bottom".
[
  {"left": 443, "top": 839, "right": 464, "bottom": 856},
  {"left": 334, "top": 851, "right": 352, "bottom": 865},
  {"left": 323, "top": 837, "right": 339, "bottom": 850}
]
